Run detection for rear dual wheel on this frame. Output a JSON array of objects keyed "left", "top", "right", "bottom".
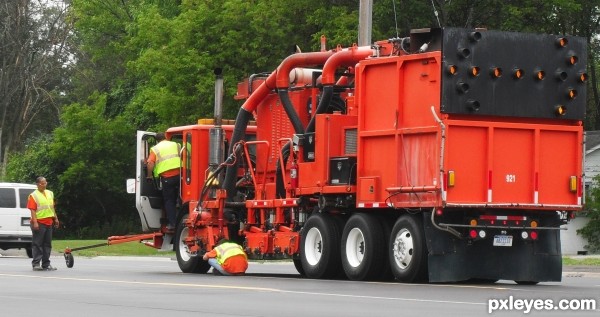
[
  {"left": 341, "top": 213, "right": 385, "bottom": 281},
  {"left": 300, "top": 213, "right": 343, "bottom": 279},
  {"left": 388, "top": 215, "right": 428, "bottom": 282}
]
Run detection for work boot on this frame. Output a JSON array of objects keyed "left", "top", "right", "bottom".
[
  {"left": 32, "top": 264, "right": 43, "bottom": 271},
  {"left": 43, "top": 265, "right": 57, "bottom": 271},
  {"left": 212, "top": 268, "right": 223, "bottom": 276}
]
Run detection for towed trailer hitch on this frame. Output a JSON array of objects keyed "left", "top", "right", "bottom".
[{"left": 61, "top": 233, "right": 164, "bottom": 268}]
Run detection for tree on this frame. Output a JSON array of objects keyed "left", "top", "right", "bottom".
[
  {"left": 0, "top": 0, "right": 74, "bottom": 177},
  {"left": 580, "top": 175, "right": 600, "bottom": 252}
]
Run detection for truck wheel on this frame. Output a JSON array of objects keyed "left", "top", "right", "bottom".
[
  {"left": 175, "top": 216, "right": 210, "bottom": 273},
  {"left": 341, "top": 213, "right": 385, "bottom": 281},
  {"left": 376, "top": 215, "right": 393, "bottom": 281},
  {"left": 515, "top": 281, "right": 539, "bottom": 285},
  {"left": 25, "top": 246, "right": 33, "bottom": 258},
  {"left": 389, "top": 215, "right": 428, "bottom": 282},
  {"left": 300, "top": 213, "right": 342, "bottom": 279},
  {"left": 293, "top": 258, "right": 305, "bottom": 276}
]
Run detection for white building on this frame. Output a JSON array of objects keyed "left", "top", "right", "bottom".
[{"left": 561, "top": 131, "right": 600, "bottom": 255}]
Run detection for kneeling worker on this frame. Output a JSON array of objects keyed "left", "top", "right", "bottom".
[{"left": 203, "top": 240, "right": 248, "bottom": 275}]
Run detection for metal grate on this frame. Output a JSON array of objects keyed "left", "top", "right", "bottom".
[{"left": 345, "top": 128, "right": 357, "bottom": 155}]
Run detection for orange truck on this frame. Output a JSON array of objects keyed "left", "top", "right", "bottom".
[{"left": 129, "top": 27, "right": 586, "bottom": 283}]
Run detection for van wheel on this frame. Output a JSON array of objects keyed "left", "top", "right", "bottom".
[
  {"left": 175, "top": 216, "right": 210, "bottom": 273},
  {"left": 26, "top": 247, "right": 33, "bottom": 258}
]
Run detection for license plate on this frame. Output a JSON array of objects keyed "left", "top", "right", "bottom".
[{"left": 493, "top": 235, "right": 513, "bottom": 247}]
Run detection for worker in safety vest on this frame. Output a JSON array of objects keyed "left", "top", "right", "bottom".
[
  {"left": 146, "top": 132, "right": 181, "bottom": 230},
  {"left": 202, "top": 239, "right": 248, "bottom": 275},
  {"left": 27, "top": 176, "right": 60, "bottom": 271}
]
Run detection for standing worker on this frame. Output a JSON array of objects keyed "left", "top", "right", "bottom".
[
  {"left": 146, "top": 132, "right": 181, "bottom": 231},
  {"left": 203, "top": 239, "right": 248, "bottom": 275},
  {"left": 28, "top": 176, "right": 60, "bottom": 271}
]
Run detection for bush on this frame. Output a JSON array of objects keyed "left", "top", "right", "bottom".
[{"left": 579, "top": 175, "right": 600, "bottom": 253}]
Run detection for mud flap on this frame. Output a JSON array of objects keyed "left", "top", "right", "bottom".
[{"left": 423, "top": 211, "right": 562, "bottom": 283}]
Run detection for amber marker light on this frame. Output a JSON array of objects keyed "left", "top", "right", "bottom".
[
  {"left": 556, "top": 37, "right": 568, "bottom": 47},
  {"left": 567, "top": 88, "right": 577, "bottom": 99},
  {"left": 447, "top": 64, "right": 458, "bottom": 75},
  {"left": 569, "top": 176, "right": 577, "bottom": 192},
  {"left": 469, "top": 219, "right": 477, "bottom": 226},
  {"left": 578, "top": 72, "right": 588, "bottom": 83},
  {"left": 567, "top": 55, "right": 578, "bottom": 65},
  {"left": 513, "top": 68, "right": 524, "bottom": 79},
  {"left": 534, "top": 69, "right": 545, "bottom": 81},
  {"left": 490, "top": 67, "right": 502, "bottom": 78},
  {"left": 530, "top": 220, "right": 538, "bottom": 228},
  {"left": 470, "top": 66, "right": 480, "bottom": 77},
  {"left": 448, "top": 170, "right": 455, "bottom": 186},
  {"left": 555, "top": 105, "right": 567, "bottom": 116}
]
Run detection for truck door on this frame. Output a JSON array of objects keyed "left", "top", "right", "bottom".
[{"left": 135, "top": 131, "right": 162, "bottom": 231}]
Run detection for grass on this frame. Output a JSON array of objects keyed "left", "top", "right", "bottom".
[
  {"left": 53, "top": 239, "right": 174, "bottom": 257},
  {"left": 562, "top": 257, "right": 600, "bottom": 266},
  {"left": 53, "top": 240, "right": 600, "bottom": 267}
]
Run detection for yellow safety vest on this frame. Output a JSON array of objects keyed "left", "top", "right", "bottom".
[
  {"left": 151, "top": 140, "right": 181, "bottom": 177},
  {"left": 30, "top": 190, "right": 55, "bottom": 220},
  {"left": 215, "top": 242, "right": 247, "bottom": 265}
]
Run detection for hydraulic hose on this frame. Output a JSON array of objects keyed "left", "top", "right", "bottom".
[
  {"left": 306, "top": 85, "right": 333, "bottom": 133},
  {"left": 278, "top": 89, "right": 305, "bottom": 135},
  {"left": 223, "top": 108, "right": 254, "bottom": 201}
]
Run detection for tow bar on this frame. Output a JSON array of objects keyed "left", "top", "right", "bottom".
[{"left": 62, "top": 233, "right": 163, "bottom": 268}]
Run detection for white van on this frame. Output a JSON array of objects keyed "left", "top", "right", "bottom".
[{"left": 0, "top": 183, "right": 35, "bottom": 257}]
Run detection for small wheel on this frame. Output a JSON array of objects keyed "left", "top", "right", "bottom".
[
  {"left": 388, "top": 214, "right": 428, "bottom": 282},
  {"left": 175, "top": 215, "right": 210, "bottom": 273},
  {"left": 64, "top": 253, "right": 74, "bottom": 268},
  {"left": 25, "top": 247, "right": 33, "bottom": 258}
]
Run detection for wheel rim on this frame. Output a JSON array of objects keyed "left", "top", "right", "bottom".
[
  {"left": 305, "top": 227, "right": 323, "bottom": 266},
  {"left": 345, "top": 228, "right": 365, "bottom": 268},
  {"left": 178, "top": 226, "right": 192, "bottom": 261},
  {"left": 392, "top": 228, "right": 414, "bottom": 270}
]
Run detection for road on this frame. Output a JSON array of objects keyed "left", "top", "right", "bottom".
[{"left": 1, "top": 250, "right": 599, "bottom": 317}]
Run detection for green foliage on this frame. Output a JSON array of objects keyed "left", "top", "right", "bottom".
[
  {"left": 5, "top": 135, "right": 56, "bottom": 183},
  {"left": 580, "top": 175, "right": 600, "bottom": 252}
]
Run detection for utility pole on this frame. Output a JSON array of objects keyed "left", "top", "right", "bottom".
[{"left": 358, "top": 0, "right": 372, "bottom": 46}]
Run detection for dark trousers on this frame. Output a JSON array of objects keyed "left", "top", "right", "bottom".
[
  {"left": 31, "top": 223, "right": 53, "bottom": 268},
  {"left": 161, "top": 175, "right": 180, "bottom": 227}
]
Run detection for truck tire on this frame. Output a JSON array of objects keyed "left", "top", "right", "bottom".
[
  {"left": 388, "top": 214, "right": 428, "bottom": 282},
  {"left": 300, "top": 213, "right": 342, "bottom": 279},
  {"left": 26, "top": 246, "right": 33, "bottom": 258},
  {"left": 376, "top": 214, "right": 393, "bottom": 281},
  {"left": 175, "top": 216, "right": 210, "bottom": 273},
  {"left": 341, "top": 213, "right": 385, "bottom": 281},
  {"left": 293, "top": 258, "right": 305, "bottom": 276}
]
